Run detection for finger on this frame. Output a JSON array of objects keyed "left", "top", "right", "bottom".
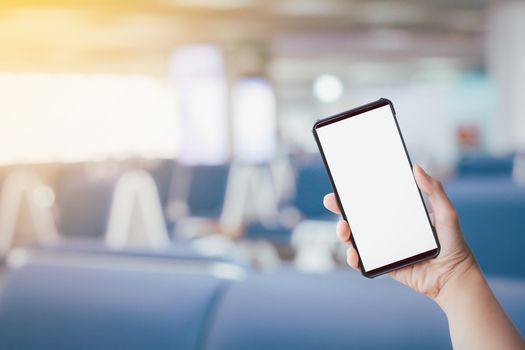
[
  {"left": 413, "top": 164, "right": 458, "bottom": 227},
  {"left": 336, "top": 220, "right": 352, "bottom": 244},
  {"left": 346, "top": 246, "right": 360, "bottom": 271},
  {"left": 323, "top": 193, "right": 341, "bottom": 215}
]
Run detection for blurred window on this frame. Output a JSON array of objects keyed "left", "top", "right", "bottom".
[
  {"left": 0, "top": 73, "right": 179, "bottom": 164},
  {"left": 232, "top": 77, "right": 276, "bottom": 163},
  {"left": 170, "top": 44, "right": 229, "bottom": 165}
]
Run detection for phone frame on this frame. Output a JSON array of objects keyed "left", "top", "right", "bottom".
[{"left": 312, "top": 98, "right": 440, "bottom": 278}]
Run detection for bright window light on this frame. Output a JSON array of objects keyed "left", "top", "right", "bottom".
[
  {"left": 170, "top": 44, "right": 229, "bottom": 165},
  {"left": 233, "top": 78, "right": 276, "bottom": 163},
  {"left": 313, "top": 74, "right": 344, "bottom": 103},
  {"left": 0, "top": 73, "right": 179, "bottom": 164}
]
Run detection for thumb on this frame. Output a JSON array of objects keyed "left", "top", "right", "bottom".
[{"left": 413, "top": 164, "right": 458, "bottom": 228}]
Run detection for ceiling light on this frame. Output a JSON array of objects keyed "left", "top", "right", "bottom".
[{"left": 313, "top": 74, "right": 343, "bottom": 103}]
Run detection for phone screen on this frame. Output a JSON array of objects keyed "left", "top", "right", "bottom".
[{"left": 314, "top": 100, "right": 439, "bottom": 276}]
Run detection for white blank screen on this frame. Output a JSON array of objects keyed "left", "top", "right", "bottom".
[{"left": 316, "top": 105, "right": 437, "bottom": 272}]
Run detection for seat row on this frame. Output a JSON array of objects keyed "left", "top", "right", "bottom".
[{"left": 1, "top": 245, "right": 524, "bottom": 349}]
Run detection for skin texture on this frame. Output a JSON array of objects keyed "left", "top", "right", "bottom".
[{"left": 323, "top": 164, "right": 525, "bottom": 349}]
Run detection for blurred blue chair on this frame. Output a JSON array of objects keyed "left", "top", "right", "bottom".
[
  {"left": 245, "top": 159, "right": 336, "bottom": 244},
  {"left": 244, "top": 223, "right": 293, "bottom": 246},
  {"left": 55, "top": 161, "right": 176, "bottom": 240},
  {"left": 445, "top": 178, "right": 525, "bottom": 278},
  {"left": 31, "top": 241, "right": 251, "bottom": 268},
  {"left": 206, "top": 268, "right": 450, "bottom": 350},
  {"left": 0, "top": 248, "right": 239, "bottom": 350},
  {"left": 185, "top": 165, "right": 230, "bottom": 218},
  {"left": 206, "top": 268, "right": 525, "bottom": 350},
  {"left": 147, "top": 159, "right": 176, "bottom": 209},
  {"left": 54, "top": 162, "right": 193, "bottom": 260},
  {"left": 55, "top": 167, "right": 117, "bottom": 239},
  {"left": 169, "top": 164, "right": 230, "bottom": 219},
  {"left": 292, "top": 159, "right": 335, "bottom": 220},
  {"left": 457, "top": 153, "right": 515, "bottom": 178},
  {"left": 0, "top": 254, "right": 524, "bottom": 350},
  {"left": 168, "top": 164, "right": 230, "bottom": 239}
]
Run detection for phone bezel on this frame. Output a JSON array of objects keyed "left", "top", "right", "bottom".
[{"left": 312, "top": 98, "right": 440, "bottom": 278}]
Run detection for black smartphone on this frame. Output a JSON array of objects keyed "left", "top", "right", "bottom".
[{"left": 312, "top": 98, "right": 440, "bottom": 278}]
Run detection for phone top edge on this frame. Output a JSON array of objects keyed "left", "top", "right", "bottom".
[{"left": 312, "top": 98, "right": 390, "bottom": 131}]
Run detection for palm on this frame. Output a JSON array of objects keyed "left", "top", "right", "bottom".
[{"left": 388, "top": 211, "right": 472, "bottom": 298}]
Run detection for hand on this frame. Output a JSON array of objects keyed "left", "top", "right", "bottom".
[{"left": 323, "top": 164, "right": 476, "bottom": 300}]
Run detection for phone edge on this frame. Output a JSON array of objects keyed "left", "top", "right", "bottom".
[{"left": 312, "top": 97, "right": 441, "bottom": 278}]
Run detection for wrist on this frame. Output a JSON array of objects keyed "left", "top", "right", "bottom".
[
  {"left": 434, "top": 254, "right": 483, "bottom": 314},
  {"left": 432, "top": 253, "right": 525, "bottom": 349}
]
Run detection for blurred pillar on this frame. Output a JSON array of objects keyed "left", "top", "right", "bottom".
[
  {"left": 223, "top": 40, "right": 277, "bottom": 161},
  {"left": 170, "top": 44, "right": 229, "bottom": 164},
  {"left": 486, "top": 0, "right": 525, "bottom": 151}
]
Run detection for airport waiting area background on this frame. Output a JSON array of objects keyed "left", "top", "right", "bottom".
[{"left": 0, "top": 0, "right": 524, "bottom": 349}]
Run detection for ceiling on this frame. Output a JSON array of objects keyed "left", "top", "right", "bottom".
[{"left": 0, "top": 0, "right": 490, "bottom": 75}]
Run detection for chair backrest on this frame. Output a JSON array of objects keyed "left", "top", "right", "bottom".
[
  {"left": 293, "top": 160, "right": 334, "bottom": 219},
  {"left": 147, "top": 159, "right": 176, "bottom": 208},
  {"left": 0, "top": 249, "right": 238, "bottom": 350},
  {"left": 445, "top": 178, "right": 525, "bottom": 278},
  {"left": 457, "top": 154, "right": 515, "bottom": 178},
  {"left": 32, "top": 241, "right": 252, "bottom": 268},
  {"left": 55, "top": 168, "right": 117, "bottom": 238},
  {"left": 56, "top": 161, "right": 175, "bottom": 240},
  {"left": 1, "top": 251, "right": 524, "bottom": 350},
  {"left": 171, "top": 164, "right": 230, "bottom": 218},
  {"left": 205, "top": 268, "right": 451, "bottom": 350}
]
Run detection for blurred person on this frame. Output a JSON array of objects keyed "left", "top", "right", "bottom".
[{"left": 323, "top": 164, "right": 525, "bottom": 350}]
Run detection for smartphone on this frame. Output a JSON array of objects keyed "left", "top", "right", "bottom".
[{"left": 313, "top": 98, "right": 440, "bottom": 278}]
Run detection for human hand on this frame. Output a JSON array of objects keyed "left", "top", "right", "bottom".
[{"left": 323, "top": 164, "right": 477, "bottom": 300}]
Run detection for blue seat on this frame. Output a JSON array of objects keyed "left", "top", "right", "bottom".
[
  {"left": 206, "top": 267, "right": 525, "bottom": 350},
  {"left": 244, "top": 223, "right": 294, "bottom": 245},
  {"left": 147, "top": 159, "right": 176, "bottom": 208},
  {"left": 293, "top": 158, "right": 335, "bottom": 220},
  {"left": 170, "top": 164, "right": 230, "bottom": 219},
  {"left": 55, "top": 167, "right": 117, "bottom": 238},
  {"left": 1, "top": 259, "right": 524, "bottom": 350},
  {"left": 0, "top": 254, "right": 232, "bottom": 350},
  {"left": 31, "top": 241, "right": 251, "bottom": 268},
  {"left": 206, "top": 267, "right": 451, "bottom": 350},
  {"left": 245, "top": 159, "right": 336, "bottom": 244},
  {"left": 186, "top": 165, "right": 230, "bottom": 218},
  {"left": 55, "top": 161, "right": 176, "bottom": 239},
  {"left": 457, "top": 154, "right": 515, "bottom": 178},
  {"left": 445, "top": 178, "right": 525, "bottom": 278}
]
